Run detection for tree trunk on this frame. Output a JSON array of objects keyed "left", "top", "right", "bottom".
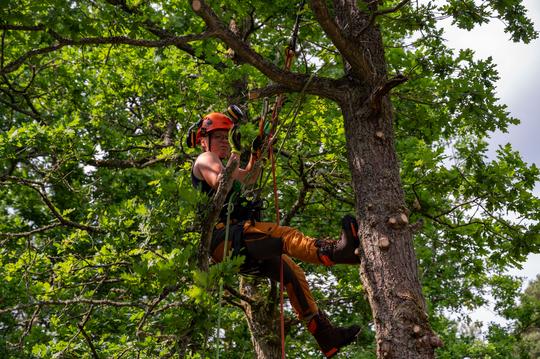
[
  {"left": 327, "top": 0, "right": 441, "bottom": 355},
  {"left": 240, "top": 278, "right": 281, "bottom": 359},
  {"left": 341, "top": 90, "right": 439, "bottom": 358}
]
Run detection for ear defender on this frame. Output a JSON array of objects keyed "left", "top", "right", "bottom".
[
  {"left": 227, "top": 104, "right": 244, "bottom": 123},
  {"left": 186, "top": 119, "right": 203, "bottom": 148}
]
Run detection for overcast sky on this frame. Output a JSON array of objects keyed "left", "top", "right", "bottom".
[
  {"left": 438, "top": 0, "right": 539, "bottom": 327},
  {"left": 441, "top": 0, "right": 540, "bottom": 180}
]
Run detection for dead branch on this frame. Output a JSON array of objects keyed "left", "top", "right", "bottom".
[{"left": 224, "top": 284, "right": 256, "bottom": 305}]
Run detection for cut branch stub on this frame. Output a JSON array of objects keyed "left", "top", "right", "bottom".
[
  {"left": 378, "top": 235, "right": 390, "bottom": 250},
  {"left": 388, "top": 213, "right": 409, "bottom": 229},
  {"left": 412, "top": 324, "right": 422, "bottom": 337},
  {"left": 380, "top": 340, "right": 392, "bottom": 357},
  {"left": 375, "top": 130, "right": 385, "bottom": 140},
  {"left": 400, "top": 213, "right": 409, "bottom": 225}
]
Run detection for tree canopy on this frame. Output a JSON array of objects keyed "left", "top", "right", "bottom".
[{"left": 1, "top": 0, "right": 539, "bottom": 358}]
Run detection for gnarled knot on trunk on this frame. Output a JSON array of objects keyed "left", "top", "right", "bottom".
[
  {"left": 394, "top": 289, "right": 428, "bottom": 324},
  {"left": 378, "top": 235, "right": 390, "bottom": 250},
  {"left": 417, "top": 333, "right": 444, "bottom": 349}
]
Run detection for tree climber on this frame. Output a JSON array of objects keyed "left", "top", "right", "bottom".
[{"left": 189, "top": 111, "right": 361, "bottom": 358}]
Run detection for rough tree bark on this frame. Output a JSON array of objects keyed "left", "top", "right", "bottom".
[
  {"left": 239, "top": 278, "right": 282, "bottom": 359},
  {"left": 192, "top": 0, "right": 443, "bottom": 357},
  {"left": 329, "top": 1, "right": 442, "bottom": 356}
]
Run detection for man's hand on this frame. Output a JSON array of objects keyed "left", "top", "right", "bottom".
[{"left": 228, "top": 125, "right": 242, "bottom": 155}]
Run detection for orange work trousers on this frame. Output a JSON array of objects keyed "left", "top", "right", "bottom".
[{"left": 211, "top": 221, "right": 323, "bottom": 320}]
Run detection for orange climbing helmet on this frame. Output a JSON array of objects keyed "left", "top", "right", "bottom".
[
  {"left": 197, "top": 112, "right": 234, "bottom": 143},
  {"left": 186, "top": 105, "right": 244, "bottom": 148}
]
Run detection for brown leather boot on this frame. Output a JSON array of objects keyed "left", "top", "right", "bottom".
[
  {"left": 307, "top": 311, "right": 361, "bottom": 358},
  {"left": 317, "top": 215, "right": 361, "bottom": 265}
]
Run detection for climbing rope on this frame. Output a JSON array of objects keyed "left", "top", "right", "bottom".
[
  {"left": 215, "top": 197, "right": 235, "bottom": 359},
  {"left": 265, "top": 3, "right": 306, "bottom": 357}
]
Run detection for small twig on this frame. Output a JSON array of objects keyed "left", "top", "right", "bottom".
[
  {"left": 78, "top": 324, "right": 100, "bottom": 359},
  {"left": 137, "top": 284, "right": 180, "bottom": 336},
  {"left": 0, "top": 298, "right": 145, "bottom": 314},
  {"left": 0, "top": 222, "right": 61, "bottom": 240},
  {"left": 0, "top": 31, "right": 214, "bottom": 75},
  {"left": 1, "top": 176, "right": 102, "bottom": 233},
  {"left": 224, "top": 284, "right": 255, "bottom": 305},
  {"left": 18, "top": 305, "right": 41, "bottom": 348},
  {"left": 376, "top": 0, "right": 411, "bottom": 16}
]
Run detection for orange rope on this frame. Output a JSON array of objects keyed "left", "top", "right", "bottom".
[{"left": 268, "top": 46, "right": 296, "bottom": 359}]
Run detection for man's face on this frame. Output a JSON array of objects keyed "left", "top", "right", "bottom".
[{"left": 206, "top": 130, "right": 230, "bottom": 158}]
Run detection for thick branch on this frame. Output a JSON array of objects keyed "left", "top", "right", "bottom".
[
  {"left": 191, "top": 0, "right": 344, "bottom": 101},
  {"left": 1, "top": 32, "right": 213, "bottom": 75},
  {"left": 309, "top": 0, "right": 372, "bottom": 81},
  {"left": 248, "top": 84, "right": 294, "bottom": 100},
  {"left": 369, "top": 74, "right": 408, "bottom": 113},
  {"left": 197, "top": 157, "right": 239, "bottom": 272}
]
